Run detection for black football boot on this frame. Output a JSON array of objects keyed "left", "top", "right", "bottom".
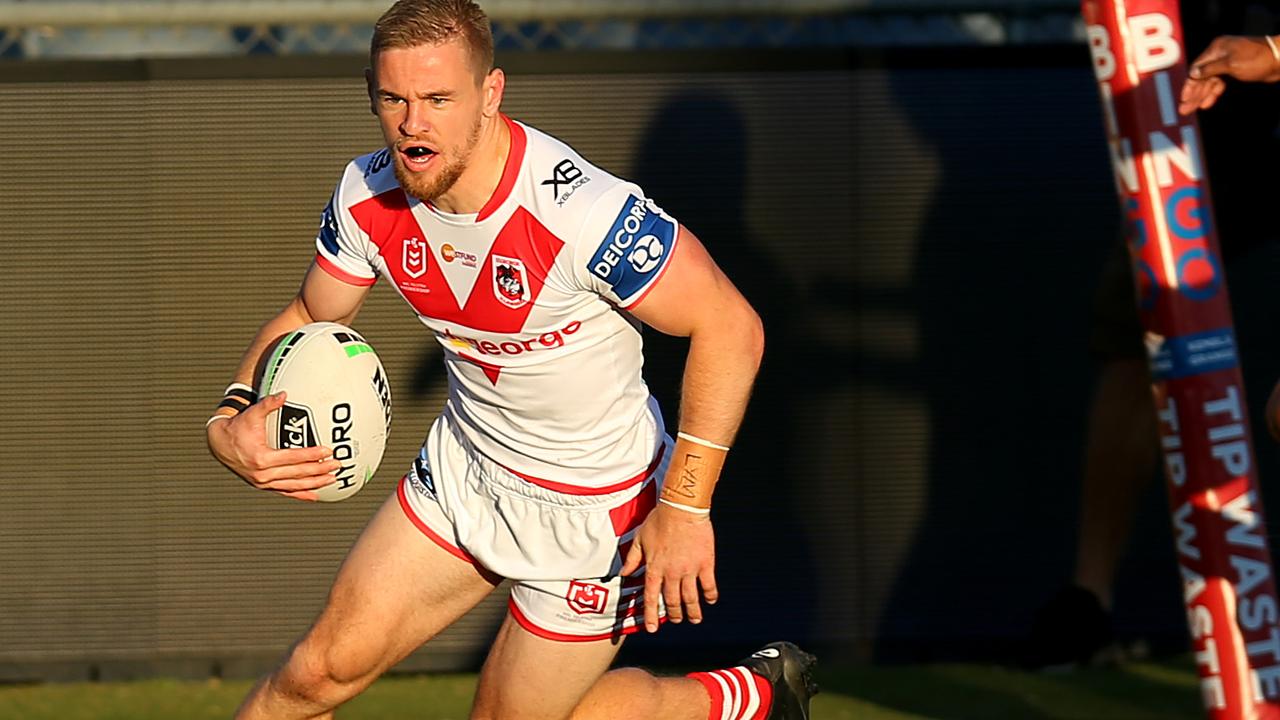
[{"left": 737, "top": 642, "right": 819, "bottom": 720}]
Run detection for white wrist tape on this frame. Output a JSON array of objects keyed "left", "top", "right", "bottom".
[
  {"left": 206, "top": 414, "right": 233, "bottom": 428},
  {"left": 659, "top": 498, "right": 711, "bottom": 515},
  {"left": 676, "top": 431, "right": 730, "bottom": 452}
]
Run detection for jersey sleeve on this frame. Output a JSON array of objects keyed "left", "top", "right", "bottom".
[
  {"left": 570, "top": 181, "right": 680, "bottom": 308},
  {"left": 314, "top": 167, "right": 378, "bottom": 287}
]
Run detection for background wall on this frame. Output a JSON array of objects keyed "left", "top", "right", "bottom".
[{"left": 2, "top": 46, "right": 1278, "bottom": 681}]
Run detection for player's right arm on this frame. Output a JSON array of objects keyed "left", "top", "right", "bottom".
[{"left": 205, "top": 262, "right": 373, "bottom": 501}]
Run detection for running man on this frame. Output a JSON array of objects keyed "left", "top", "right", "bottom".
[{"left": 205, "top": 1, "right": 817, "bottom": 718}]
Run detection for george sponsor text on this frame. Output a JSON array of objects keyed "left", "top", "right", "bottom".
[{"left": 442, "top": 320, "right": 582, "bottom": 357}]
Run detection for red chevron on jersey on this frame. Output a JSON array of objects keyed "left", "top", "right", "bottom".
[
  {"left": 467, "top": 207, "right": 563, "bottom": 333},
  {"left": 313, "top": 116, "right": 680, "bottom": 489},
  {"left": 350, "top": 197, "right": 564, "bottom": 344}
]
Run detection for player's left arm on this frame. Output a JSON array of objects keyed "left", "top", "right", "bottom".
[{"left": 619, "top": 225, "right": 765, "bottom": 632}]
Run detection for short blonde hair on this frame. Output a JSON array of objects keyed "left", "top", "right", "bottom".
[{"left": 371, "top": 0, "right": 494, "bottom": 80}]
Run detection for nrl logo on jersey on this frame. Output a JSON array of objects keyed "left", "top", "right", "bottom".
[
  {"left": 492, "top": 255, "right": 530, "bottom": 309},
  {"left": 402, "top": 237, "right": 428, "bottom": 278}
]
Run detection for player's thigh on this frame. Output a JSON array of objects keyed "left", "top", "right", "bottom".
[
  {"left": 470, "top": 613, "right": 625, "bottom": 720},
  {"left": 292, "top": 489, "right": 502, "bottom": 682}
]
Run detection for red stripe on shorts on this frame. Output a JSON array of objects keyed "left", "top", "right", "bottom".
[
  {"left": 396, "top": 476, "right": 478, "bottom": 565},
  {"left": 609, "top": 481, "right": 658, "bottom": 537},
  {"left": 508, "top": 597, "right": 660, "bottom": 643},
  {"left": 500, "top": 445, "right": 666, "bottom": 496}
]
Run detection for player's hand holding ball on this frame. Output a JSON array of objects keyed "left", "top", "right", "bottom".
[
  {"left": 206, "top": 322, "right": 392, "bottom": 502},
  {"left": 207, "top": 391, "right": 342, "bottom": 502}
]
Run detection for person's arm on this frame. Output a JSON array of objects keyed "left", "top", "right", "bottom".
[
  {"left": 1179, "top": 34, "right": 1280, "bottom": 115},
  {"left": 618, "top": 225, "right": 765, "bottom": 632},
  {"left": 205, "top": 262, "right": 373, "bottom": 501}
]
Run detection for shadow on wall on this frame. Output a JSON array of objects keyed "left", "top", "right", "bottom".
[
  {"left": 874, "top": 1, "right": 1280, "bottom": 664},
  {"left": 868, "top": 53, "right": 1139, "bottom": 661},
  {"left": 626, "top": 89, "right": 821, "bottom": 656}
]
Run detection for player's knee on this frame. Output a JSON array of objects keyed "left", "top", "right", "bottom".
[
  {"left": 469, "top": 703, "right": 574, "bottom": 720},
  {"left": 277, "top": 635, "right": 378, "bottom": 706},
  {"left": 467, "top": 695, "right": 511, "bottom": 720},
  {"left": 469, "top": 678, "right": 591, "bottom": 720},
  {"left": 271, "top": 655, "right": 337, "bottom": 706},
  {"left": 567, "top": 668, "right": 662, "bottom": 720}
]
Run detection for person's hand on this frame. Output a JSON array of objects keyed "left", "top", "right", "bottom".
[
  {"left": 620, "top": 503, "right": 718, "bottom": 632},
  {"left": 1180, "top": 35, "right": 1280, "bottom": 115},
  {"left": 206, "top": 391, "right": 341, "bottom": 501}
]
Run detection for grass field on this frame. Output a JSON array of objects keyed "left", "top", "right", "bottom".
[{"left": 0, "top": 658, "right": 1205, "bottom": 719}]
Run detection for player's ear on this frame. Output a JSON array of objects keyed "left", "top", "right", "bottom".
[
  {"left": 482, "top": 67, "right": 505, "bottom": 118},
  {"left": 364, "top": 66, "right": 377, "bottom": 116}
]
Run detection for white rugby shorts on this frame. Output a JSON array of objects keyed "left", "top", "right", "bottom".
[{"left": 397, "top": 412, "right": 670, "bottom": 641}]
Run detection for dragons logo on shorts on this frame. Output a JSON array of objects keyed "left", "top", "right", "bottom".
[
  {"left": 492, "top": 255, "right": 529, "bottom": 309},
  {"left": 567, "top": 580, "right": 609, "bottom": 615}
]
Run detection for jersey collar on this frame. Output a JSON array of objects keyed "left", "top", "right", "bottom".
[{"left": 476, "top": 114, "right": 526, "bottom": 223}]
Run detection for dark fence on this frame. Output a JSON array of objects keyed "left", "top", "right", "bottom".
[{"left": 2, "top": 47, "right": 1277, "bottom": 681}]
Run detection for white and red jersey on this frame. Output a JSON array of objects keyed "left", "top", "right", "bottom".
[{"left": 314, "top": 115, "right": 679, "bottom": 491}]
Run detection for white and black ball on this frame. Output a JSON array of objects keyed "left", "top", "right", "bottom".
[{"left": 259, "top": 322, "right": 392, "bottom": 502}]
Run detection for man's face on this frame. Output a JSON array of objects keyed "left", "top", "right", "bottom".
[{"left": 370, "top": 39, "right": 487, "bottom": 203}]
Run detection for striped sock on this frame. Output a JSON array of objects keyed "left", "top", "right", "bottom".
[{"left": 688, "top": 666, "right": 773, "bottom": 720}]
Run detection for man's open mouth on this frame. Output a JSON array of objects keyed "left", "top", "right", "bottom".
[{"left": 398, "top": 143, "right": 438, "bottom": 169}]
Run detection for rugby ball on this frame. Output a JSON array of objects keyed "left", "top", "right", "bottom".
[{"left": 259, "top": 322, "right": 392, "bottom": 502}]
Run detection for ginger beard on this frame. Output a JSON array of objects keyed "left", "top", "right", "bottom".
[{"left": 392, "top": 114, "right": 483, "bottom": 204}]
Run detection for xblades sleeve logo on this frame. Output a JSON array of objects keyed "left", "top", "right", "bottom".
[{"left": 540, "top": 159, "right": 582, "bottom": 198}]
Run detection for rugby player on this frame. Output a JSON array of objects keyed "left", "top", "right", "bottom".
[{"left": 205, "top": 1, "right": 816, "bottom": 718}]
